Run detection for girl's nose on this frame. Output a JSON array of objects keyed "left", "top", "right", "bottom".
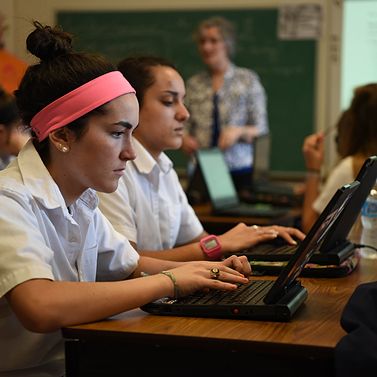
[
  {"left": 176, "top": 103, "right": 190, "bottom": 122},
  {"left": 120, "top": 139, "right": 136, "bottom": 161}
]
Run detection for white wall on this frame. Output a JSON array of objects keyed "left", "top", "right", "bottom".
[
  {"left": 341, "top": 0, "right": 377, "bottom": 110},
  {"left": 3, "top": 0, "right": 343, "bottom": 172}
]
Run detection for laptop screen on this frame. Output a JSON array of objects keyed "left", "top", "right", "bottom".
[
  {"left": 264, "top": 181, "right": 360, "bottom": 304},
  {"left": 196, "top": 148, "right": 240, "bottom": 208},
  {"left": 253, "top": 133, "right": 271, "bottom": 182}
]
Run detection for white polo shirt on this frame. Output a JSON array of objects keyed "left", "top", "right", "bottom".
[
  {"left": 98, "top": 138, "right": 203, "bottom": 251},
  {"left": 0, "top": 140, "right": 139, "bottom": 376}
]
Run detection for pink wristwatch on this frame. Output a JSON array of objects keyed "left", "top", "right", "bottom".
[{"left": 200, "top": 235, "right": 222, "bottom": 260}]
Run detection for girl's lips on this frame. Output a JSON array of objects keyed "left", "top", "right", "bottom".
[{"left": 113, "top": 168, "right": 125, "bottom": 176}]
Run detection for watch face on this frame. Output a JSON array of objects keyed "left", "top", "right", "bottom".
[
  {"left": 200, "top": 235, "right": 221, "bottom": 260},
  {"left": 205, "top": 238, "right": 219, "bottom": 250}
]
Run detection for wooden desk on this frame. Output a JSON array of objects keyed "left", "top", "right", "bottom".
[
  {"left": 193, "top": 203, "right": 301, "bottom": 234},
  {"left": 62, "top": 257, "right": 377, "bottom": 377}
]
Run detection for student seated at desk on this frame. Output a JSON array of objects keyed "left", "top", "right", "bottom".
[
  {"left": 98, "top": 56, "right": 304, "bottom": 262},
  {"left": 0, "top": 22, "right": 253, "bottom": 376},
  {"left": 301, "top": 83, "right": 377, "bottom": 233}
]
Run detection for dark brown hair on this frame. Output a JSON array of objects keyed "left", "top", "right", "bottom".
[
  {"left": 338, "top": 83, "right": 377, "bottom": 158},
  {"left": 0, "top": 87, "right": 20, "bottom": 127},
  {"left": 117, "top": 55, "right": 177, "bottom": 108},
  {"left": 14, "top": 21, "right": 116, "bottom": 158}
]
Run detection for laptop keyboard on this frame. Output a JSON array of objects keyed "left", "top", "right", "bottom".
[
  {"left": 247, "top": 243, "right": 298, "bottom": 255},
  {"left": 175, "top": 280, "right": 274, "bottom": 306}
]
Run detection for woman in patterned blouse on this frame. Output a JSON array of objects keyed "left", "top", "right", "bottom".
[{"left": 182, "top": 16, "right": 269, "bottom": 191}]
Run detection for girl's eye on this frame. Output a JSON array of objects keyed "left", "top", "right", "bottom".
[
  {"left": 111, "top": 131, "right": 125, "bottom": 138},
  {"left": 162, "top": 100, "right": 174, "bottom": 106}
]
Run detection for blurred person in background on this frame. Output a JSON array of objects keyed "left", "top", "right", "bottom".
[
  {"left": 182, "top": 16, "right": 269, "bottom": 192},
  {"left": 301, "top": 83, "right": 377, "bottom": 232},
  {"left": 0, "top": 85, "right": 28, "bottom": 169}
]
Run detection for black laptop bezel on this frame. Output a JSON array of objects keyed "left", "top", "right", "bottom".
[
  {"left": 252, "top": 133, "right": 271, "bottom": 183},
  {"left": 264, "top": 181, "right": 360, "bottom": 304},
  {"left": 319, "top": 155, "right": 377, "bottom": 253},
  {"left": 233, "top": 155, "right": 377, "bottom": 265}
]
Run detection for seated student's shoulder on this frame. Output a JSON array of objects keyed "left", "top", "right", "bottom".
[{"left": 0, "top": 163, "right": 27, "bottom": 197}]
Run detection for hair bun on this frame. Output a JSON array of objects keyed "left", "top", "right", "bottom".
[{"left": 26, "top": 20, "right": 73, "bottom": 61}]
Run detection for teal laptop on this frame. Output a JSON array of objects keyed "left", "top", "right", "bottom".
[{"left": 195, "top": 148, "right": 290, "bottom": 218}]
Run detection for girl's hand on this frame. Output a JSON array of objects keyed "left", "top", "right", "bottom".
[
  {"left": 218, "top": 223, "right": 305, "bottom": 254},
  {"left": 165, "top": 258, "right": 250, "bottom": 298}
]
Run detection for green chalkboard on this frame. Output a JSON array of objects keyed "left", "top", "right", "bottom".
[{"left": 57, "top": 9, "right": 316, "bottom": 173}]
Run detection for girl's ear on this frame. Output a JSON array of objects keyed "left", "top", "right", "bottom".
[{"left": 49, "top": 127, "right": 73, "bottom": 153}]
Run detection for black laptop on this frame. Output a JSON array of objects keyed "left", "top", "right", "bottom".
[
  {"left": 141, "top": 181, "right": 359, "bottom": 322},
  {"left": 193, "top": 148, "right": 290, "bottom": 218},
  {"left": 243, "top": 133, "right": 303, "bottom": 206},
  {"left": 230, "top": 156, "right": 377, "bottom": 269}
]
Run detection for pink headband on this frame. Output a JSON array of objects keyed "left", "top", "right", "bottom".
[{"left": 30, "top": 71, "right": 136, "bottom": 141}]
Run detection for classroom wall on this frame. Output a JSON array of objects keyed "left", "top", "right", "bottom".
[
  {"left": 3, "top": 0, "right": 343, "bottom": 174},
  {"left": 341, "top": 0, "right": 377, "bottom": 110}
]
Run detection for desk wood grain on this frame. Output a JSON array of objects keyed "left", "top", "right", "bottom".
[{"left": 63, "top": 256, "right": 377, "bottom": 377}]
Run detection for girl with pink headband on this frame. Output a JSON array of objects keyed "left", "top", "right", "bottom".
[{"left": 0, "top": 21, "right": 251, "bottom": 376}]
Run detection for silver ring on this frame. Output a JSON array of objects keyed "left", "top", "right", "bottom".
[
  {"left": 251, "top": 225, "right": 259, "bottom": 230},
  {"left": 210, "top": 267, "right": 220, "bottom": 280}
]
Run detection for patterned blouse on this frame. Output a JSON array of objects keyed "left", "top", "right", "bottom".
[{"left": 184, "top": 63, "right": 269, "bottom": 172}]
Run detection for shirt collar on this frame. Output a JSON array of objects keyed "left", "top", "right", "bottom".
[
  {"left": 224, "top": 62, "right": 236, "bottom": 79},
  {"left": 204, "top": 62, "right": 235, "bottom": 80},
  {"left": 17, "top": 139, "right": 98, "bottom": 211},
  {"left": 132, "top": 137, "right": 173, "bottom": 175}
]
